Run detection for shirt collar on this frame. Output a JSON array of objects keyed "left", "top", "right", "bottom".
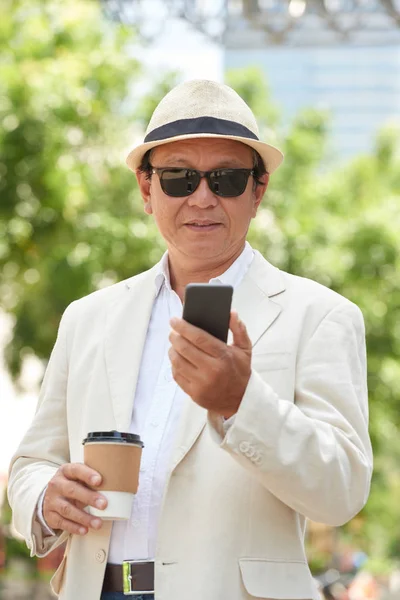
[
  {"left": 154, "top": 242, "right": 254, "bottom": 296},
  {"left": 154, "top": 251, "right": 172, "bottom": 296},
  {"left": 209, "top": 242, "right": 254, "bottom": 288}
]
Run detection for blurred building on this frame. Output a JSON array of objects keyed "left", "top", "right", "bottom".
[
  {"left": 224, "top": 0, "right": 400, "bottom": 160},
  {"left": 102, "top": 0, "right": 400, "bottom": 160}
]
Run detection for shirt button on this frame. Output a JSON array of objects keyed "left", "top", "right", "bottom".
[
  {"left": 95, "top": 549, "right": 106, "bottom": 563},
  {"left": 164, "top": 370, "right": 173, "bottom": 382}
]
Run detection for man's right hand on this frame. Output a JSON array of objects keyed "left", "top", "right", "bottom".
[{"left": 43, "top": 463, "right": 108, "bottom": 536}]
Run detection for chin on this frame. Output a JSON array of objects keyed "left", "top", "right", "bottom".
[{"left": 184, "top": 244, "right": 227, "bottom": 261}]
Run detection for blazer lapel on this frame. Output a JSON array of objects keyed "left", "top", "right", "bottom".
[
  {"left": 231, "top": 251, "right": 285, "bottom": 348},
  {"left": 104, "top": 267, "right": 158, "bottom": 431},
  {"left": 170, "top": 251, "right": 286, "bottom": 472}
]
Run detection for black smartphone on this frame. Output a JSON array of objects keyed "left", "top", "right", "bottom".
[{"left": 182, "top": 284, "right": 234, "bottom": 343}]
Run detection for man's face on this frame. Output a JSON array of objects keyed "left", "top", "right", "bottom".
[{"left": 136, "top": 138, "right": 268, "bottom": 265}]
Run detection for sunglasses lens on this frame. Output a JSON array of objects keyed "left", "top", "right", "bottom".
[
  {"left": 160, "top": 169, "right": 200, "bottom": 197},
  {"left": 209, "top": 170, "right": 249, "bottom": 197},
  {"left": 157, "top": 168, "right": 251, "bottom": 197}
]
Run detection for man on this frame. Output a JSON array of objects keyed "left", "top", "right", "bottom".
[{"left": 8, "top": 79, "right": 372, "bottom": 600}]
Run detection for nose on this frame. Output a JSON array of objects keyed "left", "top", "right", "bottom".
[{"left": 186, "top": 176, "right": 218, "bottom": 209}]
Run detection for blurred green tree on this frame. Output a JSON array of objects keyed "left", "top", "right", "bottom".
[
  {"left": 227, "top": 68, "right": 400, "bottom": 566},
  {"left": 0, "top": 0, "right": 174, "bottom": 378}
]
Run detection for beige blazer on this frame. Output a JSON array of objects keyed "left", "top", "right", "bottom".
[{"left": 8, "top": 251, "right": 372, "bottom": 600}]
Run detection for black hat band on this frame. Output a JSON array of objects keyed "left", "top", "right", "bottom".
[{"left": 144, "top": 116, "right": 259, "bottom": 144}]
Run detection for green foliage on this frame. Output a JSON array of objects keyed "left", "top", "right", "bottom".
[
  {"left": 1, "top": 488, "right": 34, "bottom": 567},
  {"left": 0, "top": 0, "right": 171, "bottom": 377},
  {"left": 229, "top": 66, "right": 400, "bottom": 563}
]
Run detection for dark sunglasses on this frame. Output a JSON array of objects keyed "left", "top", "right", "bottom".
[{"left": 150, "top": 166, "right": 255, "bottom": 198}]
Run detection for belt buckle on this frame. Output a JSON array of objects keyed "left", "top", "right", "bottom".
[{"left": 122, "top": 559, "right": 154, "bottom": 596}]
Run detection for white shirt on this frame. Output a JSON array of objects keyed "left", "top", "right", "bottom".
[{"left": 38, "top": 243, "right": 255, "bottom": 563}]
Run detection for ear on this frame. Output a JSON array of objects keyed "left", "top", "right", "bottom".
[
  {"left": 252, "top": 173, "right": 269, "bottom": 217},
  {"left": 135, "top": 169, "right": 153, "bottom": 215}
]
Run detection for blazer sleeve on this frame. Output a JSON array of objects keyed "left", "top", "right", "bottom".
[
  {"left": 7, "top": 305, "right": 73, "bottom": 557},
  {"left": 208, "top": 300, "right": 373, "bottom": 526}
]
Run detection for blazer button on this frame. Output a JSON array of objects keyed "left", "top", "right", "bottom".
[
  {"left": 95, "top": 549, "right": 106, "bottom": 563},
  {"left": 239, "top": 441, "right": 250, "bottom": 453},
  {"left": 245, "top": 446, "right": 256, "bottom": 458},
  {"left": 254, "top": 454, "right": 263, "bottom": 466}
]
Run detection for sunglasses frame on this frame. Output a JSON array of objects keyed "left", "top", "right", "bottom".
[{"left": 150, "top": 166, "right": 255, "bottom": 198}]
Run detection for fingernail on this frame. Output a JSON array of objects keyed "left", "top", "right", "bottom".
[
  {"left": 91, "top": 519, "right": 102, "bottom": 529},
  {"left": 170, "top": 317, "right": 178, "bottom": 326},
  {"left": 91, "top": 476, "right": 101, "bottom": 485},
  {"left": 95, "top": 498, "right": 106, "bottom": 509},
  {"left": 79, "top": 527, "right": 87, "bottom": 535}
]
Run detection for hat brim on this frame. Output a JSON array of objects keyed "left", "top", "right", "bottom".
[{"left": 126, "top": 133, "right": 284, "bottom": 174}]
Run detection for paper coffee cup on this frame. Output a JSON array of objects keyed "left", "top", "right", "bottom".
[{"left": 82, "top": 431, "right": 144, "bottom": 520}]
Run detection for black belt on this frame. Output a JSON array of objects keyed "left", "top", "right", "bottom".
[{"left": 102, "top": 561, "right": 155, "bottom": 595}]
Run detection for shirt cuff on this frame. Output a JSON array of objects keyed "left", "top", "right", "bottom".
[{"left": 36, "top": 487, "right": 56, "bottom": 537}]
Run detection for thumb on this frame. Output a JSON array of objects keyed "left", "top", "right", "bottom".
[{"left": 229, "top": 311, "right": 251, "bottom": 351}]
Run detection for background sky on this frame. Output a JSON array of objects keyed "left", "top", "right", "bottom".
[{"left": 135, "top": 18, "right": 223, "bottom": 81}]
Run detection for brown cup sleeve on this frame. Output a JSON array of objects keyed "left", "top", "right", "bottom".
[{"left": 84, "top": 443, "right": 142, "bottom": 494}]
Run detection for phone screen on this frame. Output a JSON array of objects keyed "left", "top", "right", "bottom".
[{"left": 182, "top": 284, "right": 233, "bottom": 342}]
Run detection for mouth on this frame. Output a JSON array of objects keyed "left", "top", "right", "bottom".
[{"left": 184, "top": 220, "right": 222, "bottom": 231}]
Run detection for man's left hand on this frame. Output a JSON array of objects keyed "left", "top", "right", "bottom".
[{"left": 168, "top": 311, "right": 252, "bottom": 418}]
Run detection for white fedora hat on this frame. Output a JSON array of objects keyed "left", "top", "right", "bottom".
[{"left": 126, "top": 79, "right": 284, "bottom": 174}]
